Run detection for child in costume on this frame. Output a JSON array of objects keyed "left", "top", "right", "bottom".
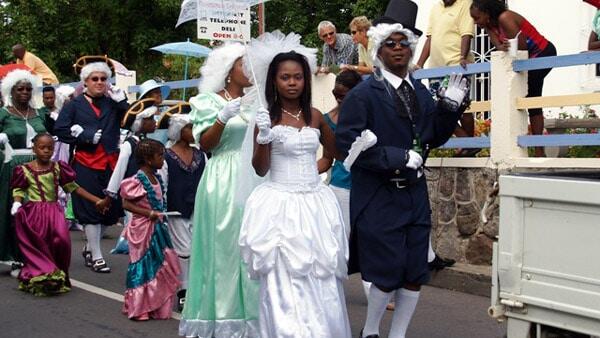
[
  {"left": 105, "top": 103, "right": 159, "bottom": 255},
  {"left": 159, "top": 114, "right": 206, "bottom": 310},
  {"left": 11, "top": 133, "right": 105, "bottom": 296},
  {"left": 120, "top": 138, "right": 180, "bottom": 321}
]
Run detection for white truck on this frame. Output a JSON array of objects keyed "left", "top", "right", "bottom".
[{"left": 490, "top": 173, "right": 600, "bottom": 337}]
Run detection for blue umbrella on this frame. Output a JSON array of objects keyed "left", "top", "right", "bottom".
[{"left": 150, "top": 38, "right": 211, "bottom": 99}]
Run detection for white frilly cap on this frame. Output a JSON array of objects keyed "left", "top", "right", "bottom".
[
  {"left": 198, "top": 42, "right": 246, "bottom": 94},
  {"left": 243, "top": 30, "right": 318, "bottom": 107},
  {"left": 1, "top": 69, "right": 41, "bottom": 108},
  {"left": 167, "top": 114, "right": 192, "bottom": 142},
  {"left": 368, "top": 23, "right": 419, "bottom": 70}
]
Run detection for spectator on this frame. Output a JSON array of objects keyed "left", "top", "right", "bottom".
[
  {"left": 470, "top": 0, "right": 557, "bottom": 157},
  {"left": 585, "top": 0, "right": 600, "bottom": 50},
  {"left": 317, "top": 21, "right": 358, "bottom": 73},
  {"left": 417, "top": 0, "right": 477, "bottom": 157},
  {"left": 12, "top": 45, "right": 59, "bottom": 85},
  {"left": 40, "top": 87, "right": 57, "bottom": 133},
  {"left": 342, "top": 16, "right": 374, "bottom": 75}
]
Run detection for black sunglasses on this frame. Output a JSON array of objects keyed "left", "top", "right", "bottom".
[
  {"left": 321, "top": 31, "right": 335, "bottom": 38},
  {"left": 383, "top": 39, "right": 411, "bottom": 49},
  {"left": 90, "top": 76, "right": 108, "bottom": 82}
]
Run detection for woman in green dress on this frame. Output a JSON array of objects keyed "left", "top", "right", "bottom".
[
  {"left": 179, "top": 43, "right": 260, "bottom": 337},
  {"left": 0, "top": 69, "right": 48, "bottom": 267}
]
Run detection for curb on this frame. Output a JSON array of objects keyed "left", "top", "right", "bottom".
[{"left": 428, "top": 263, "right": 492, "bottom": 298}]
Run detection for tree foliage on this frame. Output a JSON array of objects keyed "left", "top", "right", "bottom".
[
  {"left": 264, "top": 0, "right": 385, "bottom": 51},
  {"left": 0, "top": 0, "right": 387, "bottom": 83},
  {"left": 0, "top": 0, "right": 197, "bottom": 82}
]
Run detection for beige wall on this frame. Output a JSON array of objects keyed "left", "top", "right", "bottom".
[{"left": 415, "top": 0, "right": 599, "bottom": 117}]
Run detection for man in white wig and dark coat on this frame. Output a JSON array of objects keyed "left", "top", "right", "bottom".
[
  {"left": 335, "top": 0, "right": 471, "bottom": 337},
  {"left": 54, "top": 62, "right": 129, "bottom": 274}
]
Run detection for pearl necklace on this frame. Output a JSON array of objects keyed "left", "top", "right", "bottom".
[
  {"left": 282, "top": 108, "right": 302, "bottom": 121},
  {"left": 223, "top": 88, "right": 234, "bottom": 101}
]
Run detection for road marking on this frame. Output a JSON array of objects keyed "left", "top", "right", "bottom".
[
  {"left": 70, "top": 279, "right": 123, "bottom": 302},
  {"left": 1, "top": 261, "right": 181, "bottom": 320},
  {"left": 71, "top": 278, "right": 182, "bottom": 320}
]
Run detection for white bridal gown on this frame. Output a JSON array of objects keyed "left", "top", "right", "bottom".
[{"left": 239, "top": 125, "right": 351, "bottom": 338}]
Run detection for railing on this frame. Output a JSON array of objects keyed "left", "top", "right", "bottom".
[
  {"left": 413, "top": 51, "right": 600, "bottom": 169},
  {"left": 118, "top": 50, "right": 600, "bottom": 169}
]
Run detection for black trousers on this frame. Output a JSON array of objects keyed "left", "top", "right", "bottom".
[{"left": 527, "top": 41, "right": 557, "bottom": 117}]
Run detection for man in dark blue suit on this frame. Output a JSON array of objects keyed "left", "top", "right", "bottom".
[
  {"left": 335, "top": 1, "right": 470, "bottom": 337},
  {"left": 54, "top": 62, "right": 129, "bottom": 274}
]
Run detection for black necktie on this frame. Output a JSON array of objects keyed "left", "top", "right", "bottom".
[{"left": 397, "top": 80, "right": 417, "bottom": 120}]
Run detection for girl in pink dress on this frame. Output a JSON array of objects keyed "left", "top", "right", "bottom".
[
  {"left": 120, "top": 138, "right": 180, "bottom": 321},
  {"left": 11, "top": 133, "right": 105, "bottom": 296}
]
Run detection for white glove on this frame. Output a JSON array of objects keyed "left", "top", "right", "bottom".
[
  {"left": 343, "top": 129, "right": 377, "bottom": 171},
  {"left": 108, "top": 85, "right": 127, "bottom": 102},
  {"left": 255, "top": 108, "right": 274, "bottom": 145},
  {"left": 10, "top": 202, "right": 22, "bottom": 216},
  {"left": 93, "top": 129, "right": 102, "bottom": 144},
  {"left": 405, "top": 150, "right": 423, "bottom": 170},
  {"left": 217, "top": 97, "right": 241, "bottom": 124},
  {"left": 70, "top": 124, "right": 84, "bottom": 137},
  {"left": 439, "top": 73, "right": 469, "bottom": 111},
  {"left": 0, "top": 133, "right": 8, "bottom": 145}
]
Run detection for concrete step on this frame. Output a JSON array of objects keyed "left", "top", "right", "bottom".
[{"left": 428, "top": 263, "right": 492, "bottom": 298}]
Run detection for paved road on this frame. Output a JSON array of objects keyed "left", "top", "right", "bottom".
[{"left": 0, "top": 226, "right": 506, "bottom": 338}]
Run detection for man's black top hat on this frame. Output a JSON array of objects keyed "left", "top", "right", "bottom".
[{"left": 373, "top": 0, "right": 423, "bottom": 37}]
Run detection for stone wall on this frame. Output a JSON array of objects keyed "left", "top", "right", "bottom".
[{"left": 426, "top": 167, "right": 499, "bottom": 266}]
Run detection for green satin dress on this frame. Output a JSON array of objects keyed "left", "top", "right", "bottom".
[
  {"left": 0, "top": 107, "right": 47, "bottom": 261},
  {"left": 179, "top": 92, "right": 259, "bottom": 338}
]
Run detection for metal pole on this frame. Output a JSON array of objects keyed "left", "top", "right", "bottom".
[
  {"left": 183, "top": 55, "right": 189, "bottom": 100},
  {"left": 257, "top": 3, "right": 265, "bottom": 35}
]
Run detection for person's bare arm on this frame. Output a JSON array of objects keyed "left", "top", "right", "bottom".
[
  {"left": 317, "top": 147, "right": 334, "bottom": 174},
  {"left": 122, "top": 199, "right": 160, "bottom": 222},
  {"left": 416, "top": 36, "right": 432, "bottom": 68},
  {"left": 317, "top": 110, "right": 342, "bottom": 161},
  {"left": 199, "top": 122, "right": 226, "bottom": 151},
  {"left": 589, "top": 32, "right": 600, "bottom": 51},
  {"left": 460, "top": 35, "right": 473, "bottom": 68},
  {"left": 498, "top": 11, "right": 525, "bottom": 49},
  {"left": 252, "top": 127, "right": 271, "bottom": 177}
]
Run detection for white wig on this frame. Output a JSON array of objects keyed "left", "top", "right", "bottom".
[
  {"left": 55, "top": 85, "right": 76, "bottom": 111},
  {"left": 167, "top": 114, "right": 192, "bottom": 142},
  {"left": 1, "top": 69, "right": 41, "bottom": 108},
  {"left": 243, "top": 30, "right": 317, "bottom": 107},
  {"left": 80, "top": 62, "right": 112, "bottom": 82},
  {"left": 198, "top": 43, "right": 246, "bottom": 94},
  {"left": 368, "top": 23, "right": 419, "bottom": 71}
]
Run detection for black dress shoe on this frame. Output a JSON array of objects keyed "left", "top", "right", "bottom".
[
  {"left": 428, "top": 255, "right": 456, "bottom": 271},
  {"left": 359, "top": 329, "right": 379, "bottom": 338}
]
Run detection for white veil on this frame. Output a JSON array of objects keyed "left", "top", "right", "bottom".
[{"left": 234, "top": 87, "right": 264, "bottom": 207}]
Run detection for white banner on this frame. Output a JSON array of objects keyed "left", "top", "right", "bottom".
[{"left": 176, "top": 0, "right": 251, "bottom": 42}]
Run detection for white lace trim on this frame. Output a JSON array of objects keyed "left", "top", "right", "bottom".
[{"left": 178, "top": 318, "right": 259, "bottom": 338}]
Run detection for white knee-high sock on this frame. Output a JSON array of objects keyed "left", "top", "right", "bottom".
[
  {"left": 363, "top": 286, "right": 394, "bottom": 337},
  {"left": 362, "top": 280, "right": 372, "bottom": 299},
  {"left": 84, "top": 224, "right": 103, "bottom": 260},
  {"left": 388, "top": 288, "right": 420, "bottom": 338},
  {"left": 179, "top": 256, "right": 190, "bottom": 290},
  {"left": 428, "top": 234, "right": 436, "bottom": 263}
]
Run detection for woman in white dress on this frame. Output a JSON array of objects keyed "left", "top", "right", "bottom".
[{"left": 239, "top": 32, "right": 351, "bottom": 338}]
